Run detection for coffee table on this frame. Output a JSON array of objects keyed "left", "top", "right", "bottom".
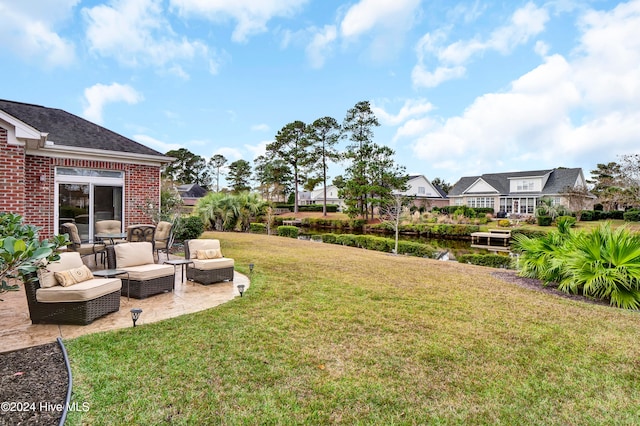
[{"left": 164, "top": 259, "right": 194, "bottom": 285}]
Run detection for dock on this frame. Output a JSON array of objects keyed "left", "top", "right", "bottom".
[
  {"left": 470, "top": 229, "right": 512, "bottom": 251},
  {"left": 282, "top": 219, "right": 303, "bottom": 226}
]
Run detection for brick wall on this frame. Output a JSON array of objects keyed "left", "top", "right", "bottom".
[
  {"left": 24, "top": 156, "right": 160, "bottom": 239},
  {"left": 0, "top": 127, "right": 26, "bottom": 216}
]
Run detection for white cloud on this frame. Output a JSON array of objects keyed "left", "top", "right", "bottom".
[
  {"left": 410, "top": 1, "right": 640, "bottom": 180},
  {"left": 213, "top": 147, "right": 243, "bottom": 161},
  {"left": 245, "top": 140, "right": 271, "bottom": 160},
  {"left": 372, "top": 99, "right": 435, "bottom": 126},
  {"left": 251, "top": 124, "right": 270, "bottom": 132},
  {"left": 83, "top": 0, "right": 209, "bottom": 71},
  {"left": 340, "top": 0, "right": 421, "bottom": 39},
  {"left": 412, "top": 2, "right": 549, "bottom": 88},
  {"left": 306, "top": 25, "right": 337, "bottom": 68},
  {"left": 0, "top": 0, "right": 77, "bottom": 68},
  {"left": 169, "top": 0, "right": 308, "bottom": 43},
  {"left": 82, "top": 83, "right": 143, "bottom": 124},
  {"left": 133, "top": 134, "right": 182, "bottom": 152}
]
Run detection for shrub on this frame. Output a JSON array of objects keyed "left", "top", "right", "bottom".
[
  {"left": 277, "top": 226, "right": 299, "bottom": 238},
  {"left": 250, "top": 223, "right": 267, "bottom": 234},
  {"left": 497, "top": 219, "right": 511, "bottom": 227},
  {"left": 623, "top": 209, "right": 640, "bottom": 222},
  {"left": 457, "top": 254, "right": 514, "bottom": 269},
  {"left": 319, "top": 233, "right": 435, "bottom": 257},
  {"left": 174, "top": 216, "right": 204, "bottom": 241},
  {"left": 579, "top": 210, "right": 595, "bottom": 221},
  {"left": 537, "top": 216, "right": 553, "bottom": 226},
  {"left": 556, "top": 216, "right": 576, "bottom": 229}
]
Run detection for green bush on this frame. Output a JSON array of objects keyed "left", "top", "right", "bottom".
[
  {"left": 579, "top": 210, "right": 595, "bottom": 221},
  {"left": 556, "top": 216, "right": 576, "bottom": 228},
  {"left": 174, "top": 216, "right": 204, "bottom": 241},
  {"left": 457, "top": 254, "right": 514, "bottom": 269},
  {"left": 277, "top": 226, "right": 299, "bottom": 238},
  {"left": 250, "top": 223, "right": 267, "bottom": 234},
  {"left": 419, "top": 224, "right": 480, "bottom": 237},
  {"left": 511, "top": 229, "right": 547, "bottom": 239},
  {"left": 319, "top": 233, "right": 435, "bottom": 258},
  {"left": 299, "top": 204, "right": 339, "bottom": 213},
  {"left": 623, "top": 209, "right": 640, "bottom": 222},
  {"left": 537, "top": 216, "right": 553, "bottom": 226}
]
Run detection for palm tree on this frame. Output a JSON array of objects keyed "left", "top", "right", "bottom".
[
  {"left": 535, "top": 197, "right": 568, "bottom": 221},
  {"left": 560, "top": 223, "right": 640, "bottom": 309}
]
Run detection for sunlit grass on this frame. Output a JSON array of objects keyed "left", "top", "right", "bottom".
[{"left": 66, "top": 232, "right": 640, "bottom": 425}]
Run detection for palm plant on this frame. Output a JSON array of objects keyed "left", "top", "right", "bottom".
[
  {"left": 559, "top": 223, "right": 640, "bottom": 309},
  {"left": 513, "top": 229, "right": 572, "bottom": 285},
  {"left": 535, "top": 197, "right": 568, "bottom": 221}
]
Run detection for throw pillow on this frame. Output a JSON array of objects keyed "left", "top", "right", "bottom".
[
  {"left": 54, "top": 265, "right": 94, "bottom": 287},
  {"left": 196, "top": 249, "right": 222, "bottom": 260},
  {"left": 37, "top": 268, "right": 58, "bottom": 288}
]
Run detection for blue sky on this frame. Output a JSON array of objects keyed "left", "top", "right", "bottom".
[{"left": 1, "top": 0, "right": 639, "bottom": 188}]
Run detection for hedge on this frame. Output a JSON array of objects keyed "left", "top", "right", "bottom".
[
  {"left": 319, "top": 233, "right": 436, "bottom": 258},
  {"left": 277, "top": 226, "right": 299, "bottom": 238},
  {"left": 274, "top": 204, "right": 339, "bottom": 213},
  {"left": 457, "top": 254, "right": 514, "bottom": 269},
  {"left": 250, "top": 223, "right": 267, "bottom": 234},
  {"left": 623, "top": 209, "right": 640, "bottom": 222},
  {"left": 369, "top": 223, "right": 480, "bottom": 237},
  {"left": 302, "top": 218, "right": 366, "bottom": 230}
]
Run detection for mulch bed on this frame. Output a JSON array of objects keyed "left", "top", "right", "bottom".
[
  {"left": 0, "top": 271, "right": 612, "bottom": 425},
  {"left": 0, "top": 342, "right": 67, "bottom": 425}
]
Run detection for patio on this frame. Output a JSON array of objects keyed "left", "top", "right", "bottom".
[{"left": 0, "top": 254, "right": 249, "bottom": 354}]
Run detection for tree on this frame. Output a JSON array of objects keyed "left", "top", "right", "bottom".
[
  {"left": 378, "top": 194, "right": 411, "bottom": 255},
  {"left": 163, "top": 148, "right": 212, "bottom": 188},
  {"left": 588, "top": 162, "right": 626, "bottom": 211},
  {"left": 1, "top": 213, "right": 69, "bottom": 300},
  {"left": 253, "top": 155, "right": 293, "bottom": 202},
  {"left": 210, "top": 154, "right": 227, "bottom": 192},
  {"left": 431, "top": 177, "right": 452, "bottom": 194},
  {"left": 364, "top": 144, "right": 408, "bottom": 219},
  {"left": 307, "top": 116, "right": 342, "bottom": 216},
  {"left": 560, "top": 185, "right": 594, "bottom": 220},
  {"left": 267, "top": 121, "right": 312, "bottom": 213},
  {"left": 227, "top": 160, "right": 252, "bottom": 194},
  {"left": 619, "top": 154, "right": 640, "bottom": 207},
  {"left": 341, "top": 101, "right": 380, "bottom": 219}
]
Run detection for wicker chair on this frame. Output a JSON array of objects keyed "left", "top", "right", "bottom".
[
  {"left": 127, "top": 224, "right": 156, "bottom": 251},
  {"left": 60, "top": 222, "right": 105, "bottom": 264},
  {"left": 106, "top": 242, "right": 175, "bottom": 299},
  {"left": 23, "top": 252, "right": 121, "bottom": 325},
  {"left": 154, "top": 221, "right": 173, "bottom": 260},
  {"left": 184, "top": 239, "right": 235, "bottom": 285}
]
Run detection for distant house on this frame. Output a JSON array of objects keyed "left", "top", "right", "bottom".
[
  {"left": 0, "top": 99, "right": 173, "bottom": 240},
  {"left": 393, "top": 175, "right": 449, "bottom": 210},
  {"left": 176, "top": 183, "right": 208, "bottom": 211},
  {"left": 306, "top": 185, "right": 346, "bottom": 211},
  {"left": 447, "top": 168, "right": 595, "bottom": 215}
]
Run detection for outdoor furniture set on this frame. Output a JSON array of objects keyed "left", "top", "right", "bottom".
[{"left": 23, "top": 230, "right": 235, "bottom": 325}]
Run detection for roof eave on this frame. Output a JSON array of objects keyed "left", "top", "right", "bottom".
[{"left": 27, "top": 143, "right": 174, "bottom": 166}]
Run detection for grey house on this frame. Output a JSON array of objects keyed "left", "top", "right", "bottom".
[{"left": 448, "top": 168, "right": 595, "bottom": 216}]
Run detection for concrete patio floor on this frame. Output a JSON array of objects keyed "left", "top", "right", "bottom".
[{"left": 0, "top": 255, "right": 249, "bottom": 354}]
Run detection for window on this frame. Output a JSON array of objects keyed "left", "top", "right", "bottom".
[
  {"left": 516, "top": 180, "right": 535, "bottom": 191},
  {"left": 466, "top": 197, "right": 495, "bottom": 208},
  {"left": 418, "top": 186, "right": 426, "bottom": 194}
]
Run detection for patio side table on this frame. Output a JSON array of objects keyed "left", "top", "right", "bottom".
[
  {"left": 164, "top": 259, "right": 194, "bottom": 286},
  {"left": 93, "top": 269, "right": 131, "bottom": 300}
]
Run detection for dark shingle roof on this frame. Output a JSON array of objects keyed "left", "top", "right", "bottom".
[
  {"left": 449, "top": 168, "right": 582, "bottom": 196},
  {"left": 176, "top": 184, "right": 208, "bottom": 198},
  {"left": 0, "top": 99, "right": 165, "bottom": 157}
]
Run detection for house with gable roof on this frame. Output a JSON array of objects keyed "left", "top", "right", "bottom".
[
  {"left": 0, "top": 99, "right": 173, "bottom": 240},
  {"left": 447, "top": 168, "right": 595, "bottom": 216},
  {"left": 393, "top": 174, "right": 449, "bottom": 210}
]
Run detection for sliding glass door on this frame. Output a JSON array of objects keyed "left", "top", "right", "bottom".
[{"left": 56, "top": 168, "right": 125, "bottom": 241}]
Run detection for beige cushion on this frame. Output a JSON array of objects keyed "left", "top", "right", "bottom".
[
  {"left": 95, "top": 220, "right": 122, "bottom": 234},
  {"left": 196, "top": 249, "right": 222, "bottom": 259},
  {"left": 188, "top": 239, "right": 221, "bottom": 259},
  {"left": 37, "top": 252, "right": 85, "bottom": 288},
  {"left": 54, "top": 265, "right": 94, "bottom": 287},
  {"left": 192, "top": 258, "right": 234, "bottom": 271},
  {"left": 120, "top": 264, "right": 174, "bottom": 281},
  {"left": 62, "top": 223, "right": 82, "bottom": 244},
  {"left": 114, "top": 242, "right": 154, "bottom": 268},
  {"left": 36, "top": 278, "right": 121, "bottom": 303},
  {"left": 155, "top": 221, "right": 172, "bottom": 241}
]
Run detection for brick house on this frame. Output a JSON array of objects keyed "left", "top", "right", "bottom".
[{"left": 0, "top": 99, "right": 173, "bottom": 240}]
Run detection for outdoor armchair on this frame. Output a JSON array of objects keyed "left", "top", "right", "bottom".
[
  {"left": 95, "top": 220, "right": 126, "bottom": 244},
  {"left": 154, "top": 221, "right": 173, "bottom": 260},
  {"left": 60, "top": 222, "right": 105, "bottom": 265},
  {"left": 106, "top": 241, "right": 174, "bottom": 299},
  {"left": 184, "top": 239, "right": 235, "bottom": 285},
  {"left": 126, "top": 224, "right": 156, "bottom": 251},
  {"left": 24, "top": 251, "right": 121, "bottom": 325}
]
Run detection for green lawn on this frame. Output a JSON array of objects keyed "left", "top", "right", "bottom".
[{"left": 66, "top": 232, "right": 640, "bottom": 425}]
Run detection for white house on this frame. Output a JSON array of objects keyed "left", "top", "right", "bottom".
[{"left": 393, "top": 175, "right": 449, "bottom": 210}]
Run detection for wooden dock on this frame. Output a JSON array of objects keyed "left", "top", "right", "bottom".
[
  {"left": 470, "top": 229, "right": 511, "bottom": 251},
  {"left": 282, "top": 219, "right": 303, "bottom": 226}
]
